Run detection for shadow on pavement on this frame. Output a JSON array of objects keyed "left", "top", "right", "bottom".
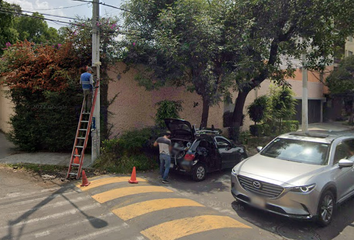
[
  {"left": 142, "top": 168, "right": 231, "bottom": 194},
  {"left": 1, "top": 182, "right": 108, "bottom": 240},
  {"left": 231, "top": 196, "right": 354, "bottom": 240}
]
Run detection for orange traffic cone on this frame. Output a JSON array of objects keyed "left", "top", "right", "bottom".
[
  {"left": 80, "top": 170, "right": 91, "bottom": 187},
  {"left": 128, "top": 167, "right": 138, "bottom": 184},
  {"left": 74, "top": 148, "right": 80, "bottom": 164}
]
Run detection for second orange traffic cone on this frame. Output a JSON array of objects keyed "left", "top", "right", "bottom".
[
  {"left": 128, "top": 167, "right": 138, "bottom": 184},
  {"left": 80, "top": 170, "right": 91, "bottom": 187},
  {"left": 74, "top": 148, "right": 80, "bottom": 164}
]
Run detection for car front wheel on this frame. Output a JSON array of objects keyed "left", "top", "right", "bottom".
[
  {"left": 317, "top": 190, "right": 335, "bottom": 227},
  {"left": 192, "top": 163, "right": 206, "bottom": 181}
]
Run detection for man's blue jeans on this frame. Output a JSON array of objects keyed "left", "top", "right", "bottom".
[{"left": 159, "top": 153, "right": 171, "bottom": 181}]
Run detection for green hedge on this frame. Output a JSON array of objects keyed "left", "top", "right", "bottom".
[
  {"left": 7, "top": 85, "right": 81, "bottom": 152},
  {"left": 250, "top": 120, "right": 299, "bottom": 137},
  {"left": 93, "top": 127, "right": 163, "bottom": 173}
]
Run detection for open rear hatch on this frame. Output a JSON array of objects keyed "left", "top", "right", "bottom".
[{"left": 164, "top": 118, "right": 195, "bottom": 141}]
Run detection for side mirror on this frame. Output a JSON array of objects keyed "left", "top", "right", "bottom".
[
  {"left": 338, "top": 159, "right": 354, "bottom": 168},
  {"left": 256, "top": 146, "right": 263, "bottom": 152}
]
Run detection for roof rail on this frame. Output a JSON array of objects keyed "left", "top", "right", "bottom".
[{"left": 289, "top": 131, "right": 329, "bottom": 138}]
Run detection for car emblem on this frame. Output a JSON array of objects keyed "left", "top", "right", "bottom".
[{"left": 253, "top": 181, "right": 261, "bottom": 189}]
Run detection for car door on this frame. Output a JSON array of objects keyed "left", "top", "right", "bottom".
[
  {"left": 331, "top": 139, "right": 354, "bottom": 201},
  {"left": 215, "top": 137, "right": 237, "bottom": 169}
]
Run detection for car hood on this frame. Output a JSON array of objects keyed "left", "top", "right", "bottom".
[
  {"left": 164, "top": 118, "right": 195, "bottom": 141},
  {"left": 236, "top": 154, "right": 326, "bottom": 186}
]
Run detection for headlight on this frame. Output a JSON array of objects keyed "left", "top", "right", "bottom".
[
  {"left": 231, "top": 168, "right": 237, "bottom": 175},
  {"left": 289, "top": 184, "right": 316, "bottom": 193}
]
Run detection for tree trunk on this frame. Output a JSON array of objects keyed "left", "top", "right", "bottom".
[
  {"left": 200, "top": 97, "right": 210, "bottom": 128},
  {"left": 228, "top": 90, "right": 250, "bottom": 141},
  {"left": 231, "top": 90, "right": 250, "bottom": 128}
]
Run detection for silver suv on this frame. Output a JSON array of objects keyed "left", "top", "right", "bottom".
[{"left": 231, "top": 131, "right": 354, "bottom": 226}]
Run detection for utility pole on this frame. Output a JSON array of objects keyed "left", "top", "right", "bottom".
[
  {"left": 92, "top": 0, "right": 100, "bottom": 163},
  {"left": 301, "top": 54, "right": 308, "bottom": 132}
]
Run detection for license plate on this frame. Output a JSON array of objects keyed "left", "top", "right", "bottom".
[{"left": 251, "top": 196, "right": 266, "bottom": 208}]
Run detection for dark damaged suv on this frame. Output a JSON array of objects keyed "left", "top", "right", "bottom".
[{"left": 165, "top": 118, "right": 247, "bottom": 181}]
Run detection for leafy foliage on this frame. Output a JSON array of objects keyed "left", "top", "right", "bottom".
[
  {"left": 155, "top": 100, "right": 183, "bottom": 128},
  {"left": 225, "top": 0, "right": 354, "bottom": 129},
  {"left": 247, "top": 95, "right": 268, "bottom": 125},
  {"left": 247, "top": 86, "right": 297, "bottom": 136},
  {"left": 0, "top": 0, "right": 19, "bottom": 55},
  {"left": 268, "top": 85, "right": 297, "bottom": 122},
  {"left": 326, "top": 56, "right": 354, "bottom": 95},
  {"left": 93, "top": 127, "right": 162, "bottom": 173},
  {"left": 120, "top": 0, "right": 237, "bottom": 127},
  {"left": 14, "top": 12, "right": 62, "bottom": 44}
]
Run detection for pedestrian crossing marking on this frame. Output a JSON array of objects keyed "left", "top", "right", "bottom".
[
  {"left": 112, "top": 198, "right": 204, "bottom": 220},
  {"left": 92, "top": 186, "right": 173, "bottom": 203},
  {"left": 141, "top": 215, "right": 251, "bottom": 240},
  {"left": 76, "top": 177, "right": 146, "bottom": 191}
]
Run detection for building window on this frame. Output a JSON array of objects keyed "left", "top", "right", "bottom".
[{"left": 349, "top": 51, "right": 353, "bottom": 56}]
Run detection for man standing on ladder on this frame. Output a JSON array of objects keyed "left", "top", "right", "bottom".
[{"left": 80, "top": 67, "right": 94, "bottom": 113}]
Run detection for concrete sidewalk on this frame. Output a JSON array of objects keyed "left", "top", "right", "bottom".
[
  {"left": 1, "top": 122, "right": 353, "bottom": 167},
  {"left": 0, "top": 132, "right": 92, "bottom": 168}
]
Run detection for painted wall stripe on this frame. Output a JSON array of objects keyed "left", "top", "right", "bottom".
[
  {"left": 76, "top": 177, "right": 146, "bottom": 191},
  {"left": 141, "top": 215, "right": 251, "bottom": 240},
  {"left": 113, "top": 198, "right": 204, "bottom": 220},
  {"left": 92, "top": 186, "right": 173, "bottom": 203}
]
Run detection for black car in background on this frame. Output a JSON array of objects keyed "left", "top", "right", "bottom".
[{"left": 165, "top": 118, "right": 248, "bottom": 181}]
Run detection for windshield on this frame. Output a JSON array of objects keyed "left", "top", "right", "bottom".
[{"left": 261, "top": 138, "right": 329, "bottom": 165}]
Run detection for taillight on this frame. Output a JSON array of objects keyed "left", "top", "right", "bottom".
[{"left": 184, "top": 153, "right": 195, "bottom": 161}]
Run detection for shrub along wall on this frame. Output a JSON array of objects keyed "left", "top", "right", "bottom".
[{"left": 93, "top": 127, "right": 164, "bottom": 173}]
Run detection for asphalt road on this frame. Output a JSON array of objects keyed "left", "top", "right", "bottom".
[{"left": 1, "top": 167, "right": 354, "bottom": 240}]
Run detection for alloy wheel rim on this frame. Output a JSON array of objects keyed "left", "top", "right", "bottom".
[
  {"left": 320, "top": 194, "right": 333, "bottom": 223},
  {"left": 196, "top": 166, "right": 205, "bottom": 179}
]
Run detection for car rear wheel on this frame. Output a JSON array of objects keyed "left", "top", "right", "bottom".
[
  {"left": 192, "top": 163, "right": 206, "bottom": 181},
  {"left": 317, "top": 190, "right": 335, "bottom": 227}
]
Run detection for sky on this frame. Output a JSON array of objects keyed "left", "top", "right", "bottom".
[{"left": 6, "top": 0, "right": 125, "bottom": 29}]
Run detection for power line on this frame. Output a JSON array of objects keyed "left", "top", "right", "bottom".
[
  {"left": 0, "top": 9, "right": 72, "bottom": 25},
  {"left": 72, "top": 0, "right": 131, "bottom": 13},
  {"left": 21, "top": 10, "right": 77, "bottom": 20},
  {"left": 31, "top": 3, "right": 88, "bottom": 11}
]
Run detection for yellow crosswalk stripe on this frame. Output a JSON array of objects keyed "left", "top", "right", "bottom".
[
  {"left": 92, "top": 186, "right": 173, "bottom": 203},
  {"left": 112, "top": 198, "right": 205, "bottom": 220},
  {"left": 141, "top": 215, "right": 251, "bottom": 240},
  {"left": 76, "top": 177, "right": 146, "bottom": 191}
]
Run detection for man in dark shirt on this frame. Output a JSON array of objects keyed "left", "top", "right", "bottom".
[{"left": 154, "top": 131, "right": 172, "bottom": 184}]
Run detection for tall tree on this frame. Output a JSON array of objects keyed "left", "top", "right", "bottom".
[
  {"left": 0, "top": 0, "right": 19, "bottom": 54},
  {"left": 14, "top": 12, "right": 61, "bottom": 44},
  {"left": 121, "top": 0, "right": 238, "bottom": 128},
  {"left": 226, "top": 0, "right": 354, "bottom": 133}
]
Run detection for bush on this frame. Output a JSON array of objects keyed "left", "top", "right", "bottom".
[
  {"left": 248, "top": 96, "right": 268, "bottom": 124},
  {"left": 249, "top": 125, "right": 262, "bottom": 136},
  {"left": 93, "top": 127, "right": 163, "bottom": 173},
  {"left": 155, "top": 100, "right": 183, "bottom": 128},
  {"left": 7, "top": 84, "right": 81, "bottom": 152}
]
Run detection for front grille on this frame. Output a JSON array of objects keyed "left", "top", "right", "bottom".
[{"left": 237, "top": 175, "right": 284, "bottom": 198}]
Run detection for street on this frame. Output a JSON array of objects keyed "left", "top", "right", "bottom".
[{"left": 1, "top": 166, "right": 354, "bottom": 240}]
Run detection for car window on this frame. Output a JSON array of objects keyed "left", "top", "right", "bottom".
[
  {"left": 261, "top": 138, "right": 329, "bottom": 165},
  {"left": 215, "top": 137, "right": 231, "bottom": 149},
  {"left": 333, "top": 139, "right": 354, "bottom": 165}
]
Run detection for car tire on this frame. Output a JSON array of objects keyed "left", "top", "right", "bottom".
[
  {"left": 316, "top": 190, "right": 335, "bottom": 227},
  {"left": 192, "top": 163, "right": 206, "bottom": 181}
]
